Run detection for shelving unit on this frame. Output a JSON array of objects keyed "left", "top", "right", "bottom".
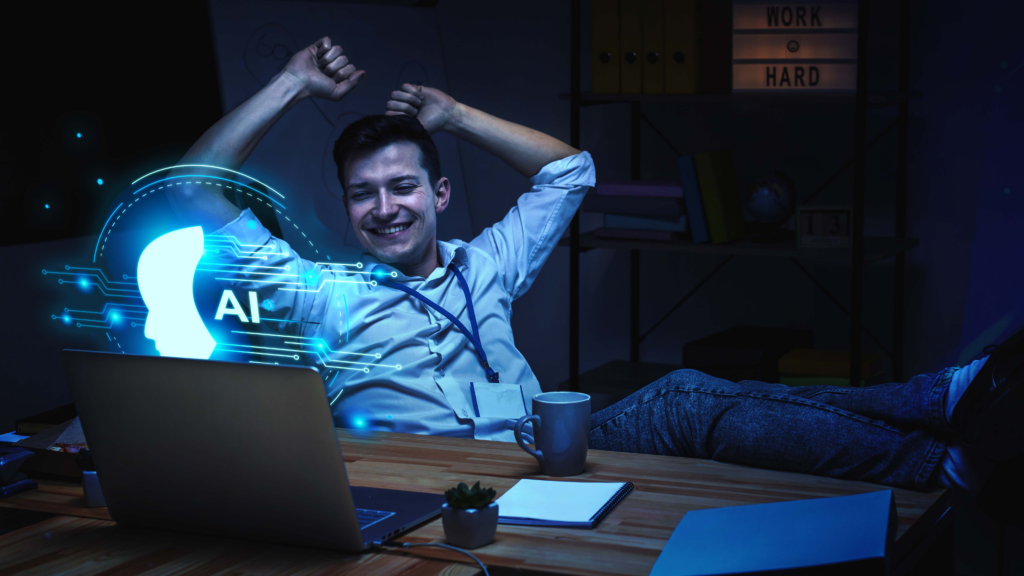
[{"left": 563, "top": 0, "right": 917, "bottom": 392}]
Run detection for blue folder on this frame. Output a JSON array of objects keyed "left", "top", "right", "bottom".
[{"left": 650, "top": 490, "right": 896, "bottom": 575}]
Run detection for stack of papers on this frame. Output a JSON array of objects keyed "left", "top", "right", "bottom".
[{"left": 495, "top": 479, "right": 633, "bottom": 529}]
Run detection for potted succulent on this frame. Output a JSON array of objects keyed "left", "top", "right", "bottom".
[{"left": 441, "top": 481, "right": 498, "bottom": 549}]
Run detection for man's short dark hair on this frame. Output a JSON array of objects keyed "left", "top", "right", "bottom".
[{"left": 332, "top": 114, "right": 442, "bottom": 197}]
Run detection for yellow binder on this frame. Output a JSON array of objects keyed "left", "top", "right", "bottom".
[
  {"left": 620, "top": 0, "right": 643, "bottom": 94},
  {"left": 591, "top": 0, "right": 620, "bottom": 93},
  {"left": 694, "top": 151, "right": 745, "bottom": 244},
  {"left": 665, "top": 0, "right": 698, "bottom": 93},
  {"left": 641, "top": 0, "right": 664, "bottom": 93}
]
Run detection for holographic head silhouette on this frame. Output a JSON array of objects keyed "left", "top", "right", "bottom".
[{"left": 138, "top": 226, "right": 216, "bottom": 359}]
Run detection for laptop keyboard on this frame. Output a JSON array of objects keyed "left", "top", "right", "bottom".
[{"left": 356, "top": 508, "right": 396, "bottom": 530}]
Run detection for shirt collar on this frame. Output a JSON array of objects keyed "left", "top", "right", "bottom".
[{"left": 359, "top": 240, "right": 468, "bottom": 287}]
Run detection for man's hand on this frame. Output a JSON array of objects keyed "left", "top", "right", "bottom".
[
  {"left": 283, "top": 36, "right": 366, "bottom": 101},
  {"left": 386, "top": 84, "right": 459, "bottom": 134}
]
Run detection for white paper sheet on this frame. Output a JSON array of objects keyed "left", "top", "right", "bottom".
[{"left": 495, "top": 479, "right": 628, "bottom": 525}]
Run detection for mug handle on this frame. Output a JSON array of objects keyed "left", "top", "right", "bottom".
[{"left": 514, "top": 414, "right": 544, "bottom": 467}]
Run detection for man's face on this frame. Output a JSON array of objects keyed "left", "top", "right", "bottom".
[{"left": 343, "top": 142, "right": 449, "bottom": 268}]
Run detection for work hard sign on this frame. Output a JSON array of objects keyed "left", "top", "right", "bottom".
[{"left": 732, "top": 3, "right": 858, "bottom": 92}]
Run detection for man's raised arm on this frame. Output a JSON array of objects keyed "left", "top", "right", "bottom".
[
  {"left": 385, "top": 84, "right": 578, "bottom": 178},
  {"left": 167, "top": 37, "right": 365, "bottom": 230}
]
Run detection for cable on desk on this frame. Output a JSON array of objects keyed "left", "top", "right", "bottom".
[{"left": 375, "top": 541, "right": 489, "bottom": 576}]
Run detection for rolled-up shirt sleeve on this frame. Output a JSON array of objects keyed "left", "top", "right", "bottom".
[
  {"left": 469, "top": 151, "right": 596, "bottom": 300},
  {"left": 205, "top": 208, "right": 324, "bottom": 338}
]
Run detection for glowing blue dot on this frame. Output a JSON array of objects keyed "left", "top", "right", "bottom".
[
  {"left": 387, "top": 415, "right": 392, "bottom": 419},
  {"left": 63, "top": 315, "right": 70, "bottom": 322},
  {"left": 44, "top": 204, "right": 50, "bottom": 209},
  {"left": 354, "top": 418, "right": 365, "bottom": 428},
  {"left": 96, "top": 178, "right": 104, "bottom": 185},
  {"left": 262, "top": 299, "right": 275, "bottom": 311},
  {"left": 112, "top": 314, "right": 118, "bottom": 320},
  {"left": 80, "top": 280, "right": 87, "bottom": 287},
  {"left": 247, "top": 220, "right": 257, "bottom": 229},
  {"left": 76, "top": 133, "right": 81, "bottom": 138}
]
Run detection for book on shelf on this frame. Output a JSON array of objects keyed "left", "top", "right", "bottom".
[
  {"left": 582, "top": 195, "right": 685, "bottom": 217},
  {"left": 595, "top": 180, "right": 683, "bottom": 198},
  {"left": 694, "top": 151, "right": 745, "bottom": 244},
  {"left": 677, "top": 154, "right": 709, "bottom": 243},
  {"left": 598, "top": 212, "right": 689, "bottom": 242},
  {"left": 594, "top": 228, "right": 688, "bottom": 242},
  {"left": 604, "top": 214, "right": 687, "bottom": 232}
]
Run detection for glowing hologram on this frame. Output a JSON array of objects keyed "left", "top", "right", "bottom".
[
  {"left": 138, "top": 227, "right": 217, "bottom": 359},
  {"left": 130, "top": 164, "right": 287, "bottom": 198},
  {"left": 92, "top": 203, "right": 123, "bottom": 263}
]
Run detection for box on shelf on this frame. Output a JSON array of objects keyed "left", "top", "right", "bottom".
[
  {"left": 683, "top": 326, "right": 813, "bottom": 383},
  {"left": 778, "top": 348, "right": 882, "bottom": 382}
]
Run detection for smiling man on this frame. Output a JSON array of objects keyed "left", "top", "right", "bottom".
[
  {"left": 166, "top": 36, "right": 1024, "bottom": 497},
  {"left": 167, "top": 36, "right": 587, "bottom": 443}
]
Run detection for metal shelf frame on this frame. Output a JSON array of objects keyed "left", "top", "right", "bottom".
[{"left": 566, "top": 0, "right": 913, "bottom": 390}]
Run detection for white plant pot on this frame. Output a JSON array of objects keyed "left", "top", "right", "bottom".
[{"left": 441, "top": 502, "right": 498, "bottom": 549}]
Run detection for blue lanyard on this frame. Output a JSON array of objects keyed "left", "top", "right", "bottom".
[{"left": 379, "top": 265, "right": 500, "bottom": 384}]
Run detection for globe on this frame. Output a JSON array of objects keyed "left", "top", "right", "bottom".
[{"left": 745, "top": 175, "right": 794, "bottom": 224}]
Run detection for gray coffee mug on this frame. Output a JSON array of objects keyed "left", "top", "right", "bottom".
[{"left": 514, "top": 392, "right": 591, "bottom": 476}]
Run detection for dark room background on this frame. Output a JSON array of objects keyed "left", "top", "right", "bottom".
[
  {"left": 2, "top": 0, "right": 1023, "bottom": 571},
  {"left": 3, "top": 0, "right": 1023, "bottom": 420}
]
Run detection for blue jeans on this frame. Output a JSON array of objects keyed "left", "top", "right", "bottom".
[{"left": 588, "top": 368, "right": 956, "bottom": 491}]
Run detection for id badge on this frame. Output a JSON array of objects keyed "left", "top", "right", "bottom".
[{"left": 470, "top": 382, "right": 529, "bottom": 419}]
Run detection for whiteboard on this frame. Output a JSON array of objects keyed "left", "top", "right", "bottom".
[{"left": 208, "top": 0, "right": 472, "bottom": 262}]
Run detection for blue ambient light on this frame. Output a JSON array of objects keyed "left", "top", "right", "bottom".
[
  {"left": 76, "top": 133, "right": 81, "bottom": 138},
  {"left": 44, "top": 204, "right": 49, "bottom": 209},
  {"left": 138, "top": 227, "right": 217, "bottom": 360},
  {"left": 353, "top": 418, "right": 366, "bottom": 428},
  {"left": 96, "top": 179, "right": 104, "bottom": 185},
  {"left": 262, "top": 299, "right": 274, "bottom": 311},
  {"left": 247, "top": 219, "right": 257, "bottom": 229}
]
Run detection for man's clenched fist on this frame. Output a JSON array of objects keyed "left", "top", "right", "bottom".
[
  {"left": 283, "top": 36, "right": 365, "bottom": 101},
  {"left": 386, "top": 84, "right": 459, "bottom": 134}
]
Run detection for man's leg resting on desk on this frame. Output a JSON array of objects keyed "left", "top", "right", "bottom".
[
  {"left": 588, "top": 368, "right": 946, "bottom": 491},
  {"left": 588, "top": 328, "right": 1024, "bottom": 493}
]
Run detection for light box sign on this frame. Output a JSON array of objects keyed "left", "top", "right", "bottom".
[{"left": 732, "top": 3, "right": 858, "bottom": 93}]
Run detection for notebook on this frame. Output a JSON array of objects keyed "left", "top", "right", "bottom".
[
  {"left": 649, "top": 490, "right": 896, "bottom": 575},
  {"left": 495, "top": 479, "right": 633, "bottom": 529}
]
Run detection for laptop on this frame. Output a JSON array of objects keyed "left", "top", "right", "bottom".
[{"left": 61, "top": 350, "right": 445, "bottom": 552}]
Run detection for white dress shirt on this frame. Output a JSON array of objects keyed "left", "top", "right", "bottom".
[{"left": 210, "top": 151, "right": 595, "bottom": 442}]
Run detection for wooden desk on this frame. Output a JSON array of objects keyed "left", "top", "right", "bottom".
[{"left": 0, "top": 430, "right": 950, "bottom": 575}]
